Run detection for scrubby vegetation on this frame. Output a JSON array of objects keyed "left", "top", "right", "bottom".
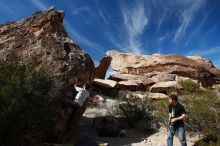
[
  {"left": 178, "top": 79, "right": 200, "bottom": 93},
  {"left": 0, "top": 60, "right": 56, "bottom": 144},
  {"left": 152, "top": 80, "right": 220, "bottom": 146},
  {"left": 216, "top": 73, "right": 220, "bottom": 80},
  {"left": 112, "top": 92, "right": 153, "bottom": 128}
]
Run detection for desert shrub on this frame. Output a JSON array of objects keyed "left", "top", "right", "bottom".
[
  {"left": 151, "top": 99, "right": 169, "bottom": 125},
  {"left": 178, "top": 79, "right": 200, "bottom": 94},
  {"left": 113, "top": 93, "right": 153, "bottom": 128},
  {"left": 182, "top": 89, "right": 220, "bottom": 145},
  {"left": 116, "top": 90, "right": 128, "bottom": 100},
  {"left": 152, "top": 88, "right": 220, "bottom": 145},
  {"left": 216, "top": 73, "right": 220, "bottom": 80},
  {"left": 0, "top": 60, "right": 55, "bottom": 144}
]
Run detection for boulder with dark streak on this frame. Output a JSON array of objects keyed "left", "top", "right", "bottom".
[{"left": 0, "top": 7, "right": 95, "bottom": 142}]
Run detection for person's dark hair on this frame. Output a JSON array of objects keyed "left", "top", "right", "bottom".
[{"left": 169, "top": 94, "right": 178, "bottom": 102}]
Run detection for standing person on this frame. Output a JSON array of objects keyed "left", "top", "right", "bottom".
[{"left": 167, "top": 94, "right": 188, "bottom": 146}]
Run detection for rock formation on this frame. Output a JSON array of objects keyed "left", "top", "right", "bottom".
[
  {"left": 95, "top": 56, "right": 111, "bottom": 79},
  {"left": 0, "top": 7, "right": 95, "bottom": 142},
  {"left": 150, "top": 81, "right": 183, "bottom": 94},
  {"left": 93, "top": 78, "right": 118, "bottom": 88},
  {"left": 107, "top": 50, "right": 220, "bottom": 87}
]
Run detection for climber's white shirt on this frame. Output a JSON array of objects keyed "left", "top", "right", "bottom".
[{"left": 74, "top": 86, "right": 89, "bottom": 106}]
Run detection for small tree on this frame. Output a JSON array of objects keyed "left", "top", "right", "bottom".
[{"left": 113, "top": 92, "right": 153, "bottom": 128}]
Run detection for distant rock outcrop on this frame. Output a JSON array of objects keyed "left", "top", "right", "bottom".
[
  {"left": 107, "top": 50, "right": 220, "bottom": 87},
  {"left": 0, "top": 7, "right": 95, "bottom": 142}
]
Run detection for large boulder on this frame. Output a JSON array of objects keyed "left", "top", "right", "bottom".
[
  {"left": 93, "top": 78, "right": 118, "bottom": 88},
  {"left": 93, "top": 79, "right": 118, "bottom": 97},
  {"left": 150, "top": 81, "right": 183, "bottom": 94},
  {"left": 149, "top": 73, "right": 176, "bottom": 83},
  {"left": 95, "top": 56, "right": 112, "bottom": 79},
  {"left": 107, "top": 50, "right": 220, "bottom": 86},
  {"left": 117, "top": 80, "right": 141, "bottom": 91},
  {"left": 0, "top": 7, "right": 95, "bottom": 142},
  {"left": 109, "top": 74, "right": 154, "bottom": 90}
]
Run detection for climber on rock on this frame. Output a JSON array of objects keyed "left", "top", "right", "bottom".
[{"left": 64, "top": 82, "right": 90, "bottom": 110}]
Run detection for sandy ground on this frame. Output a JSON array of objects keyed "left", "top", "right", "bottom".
[{"left": 95, "top": 127, "right": 200, "bottom": 146}]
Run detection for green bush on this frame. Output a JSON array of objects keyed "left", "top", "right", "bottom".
[
  {"left": 0, "top": 60, "right": 55, "bottom": 144},
  {"left": 113, "top": 93, "right": 153, "bottom": 128},
  {"left": 151, "top": 99, "right": 169, "bottom": 125},
  {"left": 178, "top": 79, "right": 200, "bottom": 93}
]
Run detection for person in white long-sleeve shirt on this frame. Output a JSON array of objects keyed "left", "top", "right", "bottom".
[
  {"left": 65, "top": 84, "right": 90, "bottom": 109},
  {"left": 73, "top": 84, "right": 90, "bottom": 107}
]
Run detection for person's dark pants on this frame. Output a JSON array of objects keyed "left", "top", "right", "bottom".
[
  {"left": 167, "top": 125, "right": 187, "bottom": 146},
  {"left": 63, "top": 99, "right": 80, "bottom": 111}
]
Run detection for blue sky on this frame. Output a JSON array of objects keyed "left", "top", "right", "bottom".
[{"left": 0, "top": 0, "right": 220, "bottom": 68}]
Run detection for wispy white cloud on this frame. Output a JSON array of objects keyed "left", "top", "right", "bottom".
[
  {"left": 0, "top": 2, "right": 13, "bottom": 14},
  {"left": 173, "top": 0, "right": 205, "bottom": 42},
  {"left": 31, "top": 0, "right": 47, "bottom": 10},
  {"left": 157, "top": 31, "right": 174, "bottom": 42},
  {"left": 122, "top": 2, "right": 148, "bottom": 54},
  {"left": 157, "top": 10, "right": 167, "bottom": 33},
  {"left": 187, "top": 47, "right": 220, "bottom": 56},
  {"left": 98, "top": 9, "right": 109, "bottom": 24},
  {"left": 72, "top": 7, "right": 90, "bottom": 15},
  {"left": 64, "top": 21, "right": 106, "bottom": 54},
  {"left": 105, "top": 32, "right": 126, "bottom": 52},
  {"left": 104, "top": 1, "right": 148, "bottom": 55},
  {"left": 96, "top": 1, "right": 110, "bottom": 24},
  {"left": 185, "top": 13, "right": 208, "bottom": 46}
]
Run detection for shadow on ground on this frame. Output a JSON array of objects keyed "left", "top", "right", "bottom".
[{"left": 70, "top": 116, "right": 160, "bottom": 146}]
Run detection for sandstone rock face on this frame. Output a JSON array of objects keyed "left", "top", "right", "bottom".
[
  {"left": 0, "top": 8, "right": 95, "bottom": 142},
  {"left": 148, "top": 93, "right": 169, "bottom": 99},
  {"left": 109, "top": 73, "right": 153, "bottom": 82},
  {"left": 186, "top": 56, "right": 214, "bottom": 67},
  {"left": 95, "top": 56, "right": 111, "bottom": 79},
  {"left": 93, "top": 78, "right": 118, "bottom": 88},
  {"left": 149, "top": 73, "right": 176, "bottom": 83},
  {"left": 108, "top": 74, "right": 154, "bottom": 91},
  {"left": 150, "top": 81, "right": 183, "bottom": 94},
  {"left": 117, "top": 80, "right": 141, "bottom": 91},
  {"left": 107, "top": 50, "right": 220, "bottom": 86},
  {"left": 93, "top": 79, "right": 118, "bottom": 97}
]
